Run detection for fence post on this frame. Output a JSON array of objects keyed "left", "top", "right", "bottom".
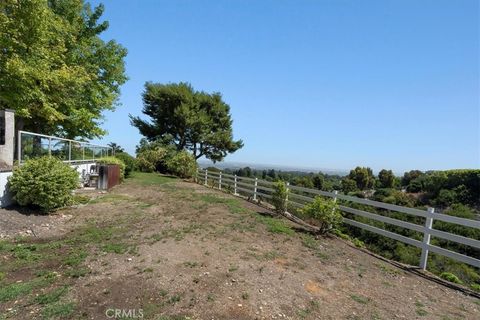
[
  {"left": 219, "top": 172, "right": 222, "bottom": 190},
  {"left": 333, "top": 190, "right": 338, "bottom": 203},
  {"left": 234, "top": 174, "right": 238, "bottom": 195},
  {"left": 253, "top": 177, "right": 258, "bottom": 201},
  {"left": 285, "top": 182, "right": 290, "bottom": 213},
  {"left": 68, "top": 141, "right": 72, "bottom": 161},
  {"left": 48, "top": 137, "right": 52, "bottom": 156},
  {"left": 419, "top": 207, "right": 434, "bottom": 270},
  {"left": 82, "top": 145, "right": 85, "bottom": 160},
  {"left": 204, "top": 169, "right": 208, "bottom": 186}
]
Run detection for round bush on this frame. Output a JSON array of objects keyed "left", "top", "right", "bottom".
[
  {"left": 9, "top": 157, "right": 79, "bottom": 212},
  {"left": 136, "top": 147, "right": 169, "bottom": 172},
  {"left": 165, "top": 151, "right": 197, "bottom": 178}
]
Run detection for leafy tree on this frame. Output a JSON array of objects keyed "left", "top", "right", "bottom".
[
  {"left": 0, "top": 0, "right": 127, "bottom": 138},
  {"left": 378, "top": 169, "right": 395, "bottom": 188},
  {"left": 401, "top": 170, "right": 424, "bottom": 186},
  {"left": 293, "top": 176, "right": 314, "bottom": 188},
  {"left": 341, "top": 178, "right": 358, "bottom": 193},
  {"left": 271, "top": 181, "right": 289, "bottom": 213},
  {"left": 347, "top": 166, "right": 375, "bottom": 190},
  {"left": 130, "top": 82, "right": 243, "bottom": 162},
  {"left": 267, "top": 169, "right": 277, "bottom": 179},
  {"left": 301, "top": 197, "right": 342, "bottom": 235},
  {"left": 108, "top": 142, "right": 125, "bottom": 154},
  {"left": 312, "top": 174, "right": 324, "bottom": 190}
]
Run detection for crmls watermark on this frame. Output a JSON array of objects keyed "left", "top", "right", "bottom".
[{"left": 105, "top": 308, "right": 144, "bottom": 319}]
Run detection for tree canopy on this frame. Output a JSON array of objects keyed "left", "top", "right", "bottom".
[
  {"left": 347, "top": 166, "right": 375, "bottom": 190},
  {"left": 0, "top": 0, "right": 127, "bottom": 139},
  {"left": 378, "top": 169, "right": 395, "bottom": 188},
  {"left": 130, "top": 82, "right": 243, "bottom": 162}
]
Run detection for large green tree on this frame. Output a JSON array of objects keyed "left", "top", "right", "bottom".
[
  {"left": 378, "top": 169, "right": 395, "bottom": 188},
  {"left": 347, "top": 166, "right": 375, "bottom": 190},
  {"left": 130, "top": 82, "right": 243, "bottom": 162},
  {"left": 0, "top": 0, "right": 127, "bottom": 139}
]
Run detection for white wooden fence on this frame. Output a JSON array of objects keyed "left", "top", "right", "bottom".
[{"left": 196, "top": 168, "right": 480, "bottom": 270}]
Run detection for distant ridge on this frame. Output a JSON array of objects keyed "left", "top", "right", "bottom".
[{"left": 198, "top": 160, "right": 349, "bottom": 176}]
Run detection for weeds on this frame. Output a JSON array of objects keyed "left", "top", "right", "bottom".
[{"left": 350, "top": 294, "right": 370, "bottom": 304}]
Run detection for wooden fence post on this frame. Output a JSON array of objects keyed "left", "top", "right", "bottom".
[
  {"left": 219, "top": 172, "right": 222, "bottom": 190},
  {"left": 234, "top": 175, "right": 238, "bottom": 195},
  {"left": 253, "top": 177, "right": 258, "bottom": 201},
  {"left": 333, "top": 190, "right": 338, "bottom": 203},
  {"left": 420, "top": 207, "right": 434, "bottom": 270},
  {"left": 204, "top": 169, "right": 208, "bottom": 186}
]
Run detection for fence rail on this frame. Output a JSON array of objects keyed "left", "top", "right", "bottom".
[
  {"left": 197, "top": 168, "right": 480, "bottom": 270},
  {"left": 17, "top": 130, "right": 112, "bottom": 163}
]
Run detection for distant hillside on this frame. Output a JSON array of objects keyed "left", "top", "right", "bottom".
[{"left": 198, "top": 160, "right": 349, "bottom": 176}]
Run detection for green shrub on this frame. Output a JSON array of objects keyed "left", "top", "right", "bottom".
[
  {"left": 271, "top": 181, "right": 288, "bottom": 213},
  {"left": 471, "top": 283, "right": 480, "bottom": 292},
  {"left": 114, "top": 153, "right": 136, "bottom": 177},
  {"left": 301, "top": 196, "right": 342, "bottom": 235},
  {"left": 440, "top": 272, "right": 463, "bottom": 284},
  {"left": 9, "top": 157, "right": 79, "bottom": 212},
  {"left": 165, "top": 151, "right": 197, "bottom": 178},
  {"left": 136, "top": 147, "right": 169, "bottom": 172},
  {"left": 96, "top": 157, "right": 126, "bottom": 180}
]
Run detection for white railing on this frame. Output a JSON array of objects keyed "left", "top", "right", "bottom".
[
  {"left": 17, "top": 130, "right": 112, "bottom": 163},
  {"left": 196, "top": 168, "right": 480, "bottom": 270}
]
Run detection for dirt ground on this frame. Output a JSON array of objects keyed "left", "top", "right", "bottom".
[{"left": 0, "top": 173, "right": 479, "bottom": 320}]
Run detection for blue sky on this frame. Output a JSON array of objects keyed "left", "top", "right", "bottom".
[{"left": 90, "top": 0, "right": 479, "bottom": 173}]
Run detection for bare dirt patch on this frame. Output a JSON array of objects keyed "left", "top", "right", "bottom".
[{"left": 0, "top": 172, "right": 478, "bottom": 319}]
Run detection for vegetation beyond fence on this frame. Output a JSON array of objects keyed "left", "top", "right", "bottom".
[{"left": 196, "top": 168, "right": 480, "bottom": 274}]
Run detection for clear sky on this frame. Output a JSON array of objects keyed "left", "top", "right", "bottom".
[{"left": 89, "top": 0, "right": 480, "bottom": 173}]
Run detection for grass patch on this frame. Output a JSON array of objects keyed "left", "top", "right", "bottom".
[
  {"left": 183, "top": 261, "right": 198, "bottom": 268},
  {"left": 168, "top": 294, "right": 181, "bottom": 304},
  {"left": 41, "top": 302, "right": 75, "bottom": 319},
  {"left": 102, "top": 243, "right": 129, "bottom": 254},
  {"left": 65, "top": 267, "right": 90, "bottom": 278},
  {"left": 89, "top": 193, "right": 131, "bottom": 204},
  {"left": 301, "top": 234, "right": 318, "bottom": 249},
  {"left": 130, "top": 172, "right": 177, "bottom": 186},
  {"left": 376, "top": 263, "right": 401, "bottom": 276},
  {"left": 228, "top": 265, "right": 239, "bottom": 272},
  {"left": 350, "top": 294, "right": 370, "bottom": 304},
  {"left": 416, "top": 309, "right": 428, "bottom": 316},
  {"left": 0, "top": 276, "right": 54, "bottom": 302},
  {"left": 34, "top": 286, "right": 69, "bottom": 305},
  {"left": 63, "top": 249, "right": 88, "bottom": 266},
  {"left": 255, "top": 215, "right": 294, "bottom": 235}
]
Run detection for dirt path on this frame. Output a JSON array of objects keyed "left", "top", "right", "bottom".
[{"left": 0, "top": 173, "right": 478, "bottom": 319}]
